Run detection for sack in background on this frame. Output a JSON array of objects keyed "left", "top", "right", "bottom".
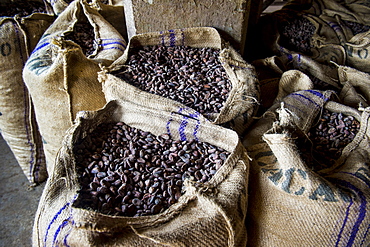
[
  {"left": 338, "top": 65, "right": 370, "bottom": 108},
  {"left": 45, "top": 0, "right": 127, "bottom": 40},
  {"left": 251, "top": 53, "right": 342, "bottom": 110},
  {"left": 242, "top": 88, "right": 370, "bottom": 246},
  {"left": 100, "top": 27, "right": 260, "bottom": 136},
  {"left": 33, "top": 99, "right": 249, "bottom": 247},
  {"left": 23, "top": 0, "right": 126, "bottom": 174},
  {"left": 251, "top": 0, "right": 370, "bottom": 73},
  {"left": 0, "top": 0, "right": 55, "bottom": 184}
]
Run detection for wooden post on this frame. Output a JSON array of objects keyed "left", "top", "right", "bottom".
[{"left": 123, "top": 0, "right": 253, "bottom": 55}]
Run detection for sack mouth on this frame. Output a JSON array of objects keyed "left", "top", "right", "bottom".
[
  {"left": 60, "top": 100, "right": 242, "bottom": 228},
  {"left": 104, "top": 27, "right": 259, "bottom": 127}
]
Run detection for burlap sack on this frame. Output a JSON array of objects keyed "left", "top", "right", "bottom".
[
  {"left": 338, "top": 65, "right": 370, "bottom": 108},
  {"left": 304, "top": 0, "right": 370, "bottom": 73},
  {"left": 251, "top": 53, "right": 342, "bottom": 110},
  {"left": 254, "top": 0, "right": 370, "bottom": 73},
  {"left": 23, "top": 0, "right": 126, "bottom": 174},
  {"left": 47, "top": 0, "right": 123, "bottom": 15},
  {"left": 0, "top": 1, "right": 55, "bottom": 184},
  {"left": 46, "top": 0, "right": 127, "bottom": 40},
  {"left": 249, "top": 8, "right": 339, "bottom": 61},
  {"left": 242, "top": 89, "right": 370, "bottom": 246},
  {"left": 33, "top": 99, "right": 249, "bottom": 247},
  {"left": 99, "top": 27, "right": 260, "bottom": 136}
]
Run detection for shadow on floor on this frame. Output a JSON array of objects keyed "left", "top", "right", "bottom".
[{"left": 0, "top": 134, "right": 45, "bottom": 247}]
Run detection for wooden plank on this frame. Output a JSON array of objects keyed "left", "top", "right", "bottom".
[{"left": 123, "top": 0, "right": 252, "bottom": 54}]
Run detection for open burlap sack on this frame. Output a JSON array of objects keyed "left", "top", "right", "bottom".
[
  {"left": 249, "top": 7, "right": 346, "bottom": 63},
  {"left": 0, "top": 1, "right": 55, "bottom": 184},
  {"left": 252, "top": 0, "right": 370, "bottom": 73},
  {"left": 47, "top": 0, "right": 122, "bottom": 14},
  {"left": 303, "top": 0, "right": 370, "bottom": 73},
  {"left": 99, "top": 27, "right": 260, "bottom": 136},
  {"left": 251, "top": 52, "right": 342, "bottom": 111},
  {"left": 46, "top": 0, "right": 127, "bottom": 40},
  {"left": 242, "top": 88, "right": 370, "bottom": 246},
  {"left": 337, "top": 65, "right": 370, "bottom": 108},
  {"left": 33, "top": 98, "right": 249, "bottom": 247},
  {"left": 23, "top": 0, "right": 126, "bottom": 174}
]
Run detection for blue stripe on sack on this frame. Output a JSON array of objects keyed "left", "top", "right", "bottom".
[
  {"left": 101, "top": 39, "right": 127, "bottom": 48},
  {"left": 96, "top": 39, "right": 127, "bottom": 52},
  {"left": 166, "top": 112, "right": 173, "bottom": 136},
  {"left": 52, "top": 218, "right": 70, "bottom": 246},
  {"left": 44, "top": 194, "right": 77, "bottom": 246},
  {"left": 306, "top": 90, "right": 329, "bottom": 101},
  {"left": 340, "top": 171, "right": 370, "bottom": 245},
  {"left": 101, "top": 38, "right": 127, "bottom": 43},
  {"left": 289, "top": 92, "right": 321, "bottom": 108},
  {"left": 12, "top": 22, "right": 38, "bottom": 181},
  {"left": 189, "top": 111, "right": 200, "bottom": 141},
  {"left": 329, "top": 22, "right": 342, "bottom": 32},
  {"left": 179, "top": 117, "right": 188, "bottom": 141},
  {"left": 168, "top": 29, "right": 176, "bottom": 47},
  {"left": 101, "top": 42, "right": 126, "bottom": 48},
  {"left": 168, "top": 108, "right": 201, "bottom": 141},
  {"left": 339, "top": 171, "right": 370, "bottom": 190},
  {"left": 295, "top": 54, "right": 303, "bottom": 68},
  {"left": 44, "top": 202, "right": 70, "bottom": 246},
  {"left": 160, "top": 31, "right": 165, "bottom": 46},
  {"left": 333, "top": 179, "right": 367, "bottom": 247},
  {"left": 335, "top": 197, "right": 353, "bottom": 246},
  {"left": 63, "top": 217, "right": 75, "bottom": 247},
  {"left": 178, "top": 108, "right": 188, "bottom": 141},
  {"left": 360, "top": 225, "right": 370, "bottom": 247},
  {"left": 31, "top": 41, "right": 50, "bottom": 55},
  {"left": 287, "top": 53, "right": 293, "bottom": 61}
]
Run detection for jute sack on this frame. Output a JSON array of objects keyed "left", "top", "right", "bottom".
[
  {"left": 33, "top": 99, "right": 249, "bottom": 247},
  {"left": 305, "top": 0, "right": 370, "bottom": 74},
  {"left": 100, "top": 27, "right": 260, "bottom": 136},
  {"left": 46, "top": 0, "right": 123, "bottom": 15},
  {"left": 46, "top": 0, "right": 127, "bottom": 40},
  {"left": 266, "top": 0, "right": 370, "bottom": 73},
  {"left": 23, "top": 0, "right": 126, "bottom": 174},
  {"left": 0, "top": 1, "right": 55, "bottom": 184},
  {"left": 265, "top": 53, "right": 343, "bottom": 90},
  {"left": 242, "top": 89, "right": 370, "bottom": 246},
  {"left": 338, "top": 65, "right": 370, "bottom": 108},
  {"left": 249, "top": 7, "right": 346, "bottom": 66},
  {"left": 251, "top": 53, "right": 342, "bottom": 110}
]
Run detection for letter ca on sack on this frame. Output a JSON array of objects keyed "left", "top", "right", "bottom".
[
  {"left": 345, "top": 44, "right": 369, "bottom": 59},
  {"left": 256, "top": 151, "right": 349, "bottom": 202}
]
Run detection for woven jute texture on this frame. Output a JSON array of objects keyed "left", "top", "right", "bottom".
[
  {"left": 33, "top": 98, "right": 249, "bottom": 247},
  {"left": 0, "top": 3, "right": 54, "bottom": 184},
  {"left": 253, "top": 0, "right": 370, "bottom": 73},
  {"left": 99, "top": 27, "right": 260, "bottom": 136},
  {"left": 45, "top": 0, "right": 127, "bottom": 40},
  {"left": 23, "top": 0, "right": 126, "bottom": 174},
  {"left": 243, "top": 89, "right": 370, "bottom": 246}
]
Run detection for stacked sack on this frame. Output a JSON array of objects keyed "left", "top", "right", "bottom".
[
  {"left": 243, "top": 0, "right": 370, "bottom": 245},
  {"left": 99, "top": 27, "right": 260, "bottom": 135},
  {"left": 0, "top": 0, "right": 55, "bottom": 184},
  {"left": 33, "top": 99, "right": 250, "bottom": 246},
  {"left": 29, "top": 23, "right": 259, "bottom": 247},
  {"left": 23, "top": 0, "right": 126, "bottom": 175}
]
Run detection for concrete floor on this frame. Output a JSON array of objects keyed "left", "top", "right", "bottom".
[{"left": 0, "top": 134, "right": 45, "bottom": 247}]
